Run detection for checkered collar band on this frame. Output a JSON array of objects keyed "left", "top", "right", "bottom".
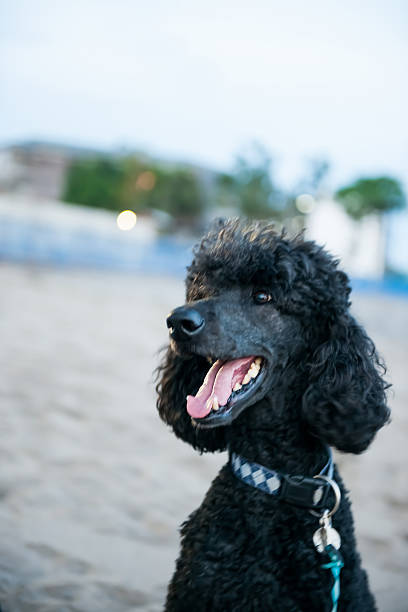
[{"left": 230, "top": 446, "right": 334, "bottom": 510}]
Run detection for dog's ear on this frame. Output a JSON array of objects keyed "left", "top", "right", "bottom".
[
  {"left": 302, "top": 314, "right": 390, "bottom": 454},
  {"left": 155, "top": 346, "right": 227, "bottom": 452}
]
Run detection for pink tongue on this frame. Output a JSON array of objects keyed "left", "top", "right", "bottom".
[{"left": 186, "top": 356, "right": 255, "bottom": 419}]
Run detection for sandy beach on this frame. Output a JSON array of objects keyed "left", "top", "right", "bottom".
[{"left": 0, "top": 263, "right": 406, "bottom": 611}]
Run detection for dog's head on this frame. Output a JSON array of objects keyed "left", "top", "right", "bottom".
[{"left": 156, "top": 219, "right": 389, "bottom": 454}]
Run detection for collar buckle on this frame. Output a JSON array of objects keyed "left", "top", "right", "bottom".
[{"left": 279, "top": 474, "right": 331, "bottom": 509}]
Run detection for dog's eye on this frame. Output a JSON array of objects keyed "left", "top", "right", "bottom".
[{"left": 253, "top": 290, "right": 272, "bottom": 304}]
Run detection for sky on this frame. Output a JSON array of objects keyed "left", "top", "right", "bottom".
[{"left": 1, "top": 0, "right": 407, "bottom": 191}]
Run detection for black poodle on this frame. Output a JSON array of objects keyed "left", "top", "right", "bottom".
[{"left": 156, "top": 219, "right": 389, "bottom": 612}]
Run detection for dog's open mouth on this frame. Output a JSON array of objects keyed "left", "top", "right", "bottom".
[{"left": 186, "top": 356, "right": 265, "bottom": 427}]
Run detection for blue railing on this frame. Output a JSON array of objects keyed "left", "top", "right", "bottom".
[
  {"left": 351, "top": 277, "right": 408, "bottom": 297},
  {"left": 0, "top": 217, "right": 193, "bottom": 276}
]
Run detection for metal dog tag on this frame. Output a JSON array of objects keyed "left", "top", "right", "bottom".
[
  {"left": 313, "top": 512, "right": 341, "bottom": 553},
  {"left": 313, "top": 525, "right": 341, "bottom": 553}
]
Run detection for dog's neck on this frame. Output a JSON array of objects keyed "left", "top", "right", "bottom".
[{"left": 227, "top": 394, "right": 327, "bottom": 478}]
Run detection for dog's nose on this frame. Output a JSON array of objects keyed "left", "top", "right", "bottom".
[{"left": 166, "top": 306, "right": 205, "bottom": 340}]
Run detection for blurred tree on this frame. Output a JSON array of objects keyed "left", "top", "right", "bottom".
[
  {"left": 285, "top": 158, "right": 331, "bottom": 222},
  {"left": 62, "top": 157, "right": 124, "bottom": 210},
  {"left": 118, "top": 157, "right": 156, "bottom": 212},
  {"left": 214, "top": 172, "right": 240, "bottom": 211},
  {"left": 143, "top": 167, "right": 206, "bottom": 220},
  {"left": 335, "top": 177, "right": 405, "bottom": 219},
  {"left": 62, "top": 156, "right": 206, "bottom": 226},
  {"left": 216, "top": 144, "right": 284, "bottom": 219},
  {"left": 296, "top": 158, "right": 330, "bottom": 196}
]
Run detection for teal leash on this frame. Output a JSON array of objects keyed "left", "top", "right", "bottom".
[
  {"left": 310, "top": 469, "right": 343, "bottom": 612},
  {"left": 320, "top": 545, "right": 344, "bottom": 612}
]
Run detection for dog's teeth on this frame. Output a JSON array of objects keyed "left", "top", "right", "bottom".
[
  {"left": 248, "top": 364, "right": 259, "bottom": 378},
  {"left": 233, "top": 383, "right": 242, "bottom": 391},
  {"left": 212, "top": 397, "right": 219, "bottom": 411},
  {"left": 242, "top": 374, "right": 251, "bottom": 385},
  {"left": 255, "top": 357, "right": 262, "bottom": 365}
]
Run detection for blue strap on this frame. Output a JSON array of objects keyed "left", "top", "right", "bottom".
[{"left": 320, "top": 445, "right": 334, "bottom": 479}]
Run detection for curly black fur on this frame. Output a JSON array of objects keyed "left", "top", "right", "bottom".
[{"left": 156, "top": 219, "right": 390, "bottom": 611}]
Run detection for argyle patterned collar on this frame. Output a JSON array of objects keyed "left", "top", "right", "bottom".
[{"left": 230, "top": 446, "right": 334, "bottom": 510}]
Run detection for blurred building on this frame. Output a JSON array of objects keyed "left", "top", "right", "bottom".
[
  {"left": 386, "top": 209, "right": 408, "bottom": 277},
  {"left": 0, "top": 142, "right": 84, "bottom": 200},
  {"left": 305, "top": 199, "right": 385, "bottom": 279}
]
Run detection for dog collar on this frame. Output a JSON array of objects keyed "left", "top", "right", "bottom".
[{"left": 230, "top": 446, "right": 334, "bottom": 510}]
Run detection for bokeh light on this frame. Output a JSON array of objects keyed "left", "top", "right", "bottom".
[
  {"left": 136, "top": 171, "right": 156, "bottom": 191},
  {"left": 295, "top": 193, "right": 316, "bottom": 214},
  {"left": 116, "top": 210, "right": 137, "bottom": 231}
]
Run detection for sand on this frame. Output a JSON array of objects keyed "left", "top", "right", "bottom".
[{"left": 0, "top": 263, "right": 406, "bottom": 611}]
